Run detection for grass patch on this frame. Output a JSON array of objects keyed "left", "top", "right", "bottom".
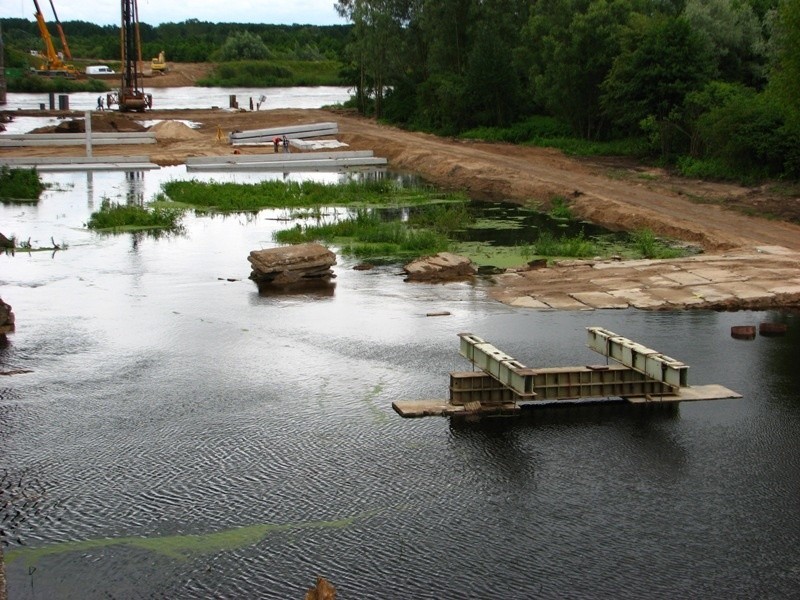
[
  {"left": 532, "top": 230, "right": 597, "bottom": 258},
  {"left": 0, "top": 166, "right": 46, "bottom": 201},
  {"left": 459, "top": 117, "right": 647, "bottom": 157},
  {"left": 160, "top": 179, "right": 468, "bottom": 212},
  {"left": 630, "top": 229, "right": 696, "bottom": 259},
  {"left": 274, "top": 209, "right": 454, "bottom": 262},
  {"left": 86, "top": 198, "right": 184, "bottom": 233},
  {"left": 548, "top": 196, "right": 572, "bottom": 220}
]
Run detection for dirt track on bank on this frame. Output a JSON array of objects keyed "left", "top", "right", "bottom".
[{"left": 3, "top": 91, "right": 800, "bottom": 310}]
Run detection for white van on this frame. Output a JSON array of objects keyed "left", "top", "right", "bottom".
[{"left": 86, "top": 65, "right": 115, "bottom": 75}]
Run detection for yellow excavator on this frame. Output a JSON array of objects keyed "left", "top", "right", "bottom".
[
  {"left": 31, "top": 0, "right": 80, "bottom": 78},
  {"left": 151, "top": 50, "right": 167, "bottom": 73}
]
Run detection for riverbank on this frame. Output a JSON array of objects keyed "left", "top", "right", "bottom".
[{"left": 2, "top": 105, "right": 799, "bottom": 311}]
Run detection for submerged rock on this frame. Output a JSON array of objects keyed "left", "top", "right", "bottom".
[
  {"left": 248, "top": 243, "right": 336, "bottom": 286},
  {"left": 403, "top": 252, "right": 476, "bottom": 282}
]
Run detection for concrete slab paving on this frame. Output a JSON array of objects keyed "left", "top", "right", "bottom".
[
  {"left": 688, "top": 267, "right": 747, "bottom": 283},
  {"left": 509, "top": 296, "right": 551, "bottom": 309},
  {"left": 607, "top": 289, "right": 665, "bottom": 309},
  {"left": 662, "top": 271, "right": 712, "bottom": 285},
  {"left": 538, "top": 294, "right": 593, "bottom": 310},
  {"left": 691, "top": 285, "right": 735, "bottom": 303},
  {"left": 569, "top": 291, "right": 630, "bottom": 309},
  {"left": 714, "top": 281, "right": 774, "bottom": 300},
  {"left": 646, "top": 287, "right": 707, "bottom": 306},
  {"left": 768, "top": 283, "right": 800, "bottom": 295}
]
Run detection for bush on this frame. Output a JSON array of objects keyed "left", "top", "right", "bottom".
[
  {"left": 0, "top": 166, "right": 45, "bottom": 200},
  {"left": 86, "top": 198, "right": 183, "bottom": 232}
]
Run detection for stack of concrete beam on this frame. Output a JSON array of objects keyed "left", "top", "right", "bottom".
[
  {"left": 229, "top": 122, "right": 338, "bottom": 146},
  {"left": 0, "top": 132, "right": 155, "bottom": 147},
  {"left": 248, "top": 243, "right": 336, "bottom": 286},
  {"left": 186, "top": 150, "right": 386, "bottom": 172},
  {"left": 0, "top": 156, "right": 159, "bottom": 171}
]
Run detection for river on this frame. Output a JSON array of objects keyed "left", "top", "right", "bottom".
[{"left": 1, "top": 146, "right": 799, "bottom": 598}]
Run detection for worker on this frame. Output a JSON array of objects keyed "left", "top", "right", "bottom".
[
  {"left": 96, "top": 96, "right": 104, "bottom": 111},
  {"left": 273, "top": 136, "right": 281, "bottom": 153},
  {"left": 282, "top": 135, "right": 289, "bottom": 153}
]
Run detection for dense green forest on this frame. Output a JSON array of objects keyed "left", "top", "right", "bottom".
[
  {"left": 1, "top": 18, "right": 350, "bottom": 64},
  {"left": 334, "top": 0, "right": 800, "bottom": 181}
]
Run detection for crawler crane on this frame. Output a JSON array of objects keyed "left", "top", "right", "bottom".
[{"left": 31, "top": 0, "right": 79, "bottom": 77}]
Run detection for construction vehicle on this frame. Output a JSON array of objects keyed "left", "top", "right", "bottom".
[
  {"left": 151, "top": 50, "right": 167, "bottom": 73},
  {"left": 107, "top": 0, "right": 152, "bottom": 112},
  {"left": 31, "top": 0, "right": 80, "bottom": 78}
]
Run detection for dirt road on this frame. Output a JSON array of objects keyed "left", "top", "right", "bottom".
[{"left": 3, "top": 89, "right": 799, "bottom": 310}]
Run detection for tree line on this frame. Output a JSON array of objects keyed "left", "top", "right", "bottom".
[
  {"left": 1, "top": 18, "right": 350, "bottom": 65},
  {"left": 334, "top": 0, "right": 800, "bottom": 180}
]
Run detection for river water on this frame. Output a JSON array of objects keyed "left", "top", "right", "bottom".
[
  {"left": 2, "top": 140, "right": 800, "bottom": 599},
  {"left": 3, "top": 86, "right": 351, "bottom": 113}
]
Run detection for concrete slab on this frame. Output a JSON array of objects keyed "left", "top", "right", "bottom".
[
  {"left": 570, "top": 291, "right": 630, "bottom": 309},
  {"left": 508, "top": 296, "right": 551, "bottom": 309},
  {"left": 714, "top": 281, "right": 774, "bottom": 300},
  {"left": 644, "top": 275, "right": 682, "bottom": 288},
  {"left": 646, "top": 287, "right": 707, "bottom": 306},
  {"left": 767, "top": 283, "right": 800, "bottom": 295},
  {"left": 691, "top": 285, "right": 735, "bottom": 303},
  {"left": 688, "top": 267, "right": 746, "bottom": 283},
  {"left": 537, "top": 294, "right": 593, "bottom": 310},
  {"left": 588, "top": 277, "right": 644, "bottom": 289},
  {"left": 662, "top": 271, "right": 711, "bottom": 285},
  {"left": 607, "top": 289, "right": 665, "bottom": 309}
]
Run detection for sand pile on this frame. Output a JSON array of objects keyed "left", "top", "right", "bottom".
[{"left": 150, "top": 120, "right": 204, "bottom": 141}]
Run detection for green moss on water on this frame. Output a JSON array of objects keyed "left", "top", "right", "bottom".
[{"left": 6, "top": 515, "right": 361, "bottom": 566}]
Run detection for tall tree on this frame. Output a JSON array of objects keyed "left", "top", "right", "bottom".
[
  {"left": 601, "top": 14, "right": 713, "bottom": 154},
  {"left": 683, "top": 0, "right": 767, "bottom": 87},
  {"left": 336, "top": 0, "right": 413, "bottom": 117},
  {"left": 769, "top": 0, "right": 800, "bottom": 127},
  {"left": 526, "top": 0, "right": 639, "bottom": 139}
]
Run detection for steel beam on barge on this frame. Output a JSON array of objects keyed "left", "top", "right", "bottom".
[
  {"left": 457, "top": 333, "right": 537, "bottom": 397},
  {"left": 586, "top": 327, "right": 689, "bottom": 389},
  {"left": 450, "top": 366, "right": 675, "bottom": 403}
]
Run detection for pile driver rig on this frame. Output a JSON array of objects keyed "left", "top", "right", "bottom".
[{"left": 107, "top": 0, "right": 152, "bottom": 111}]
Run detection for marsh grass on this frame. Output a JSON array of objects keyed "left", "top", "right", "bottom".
[
  {"left": 161, "top": 179, "right": 467, "bottom": 212},
  {"left": 86, "top": 198, "right": 184, "bottom": 233},
  {"left": 274, "top": 209, "right": 452, "bottom": 261},
  {"left": 533, "top": 230, "right": 597, "bottom": 257},
  {"left": 548, "top": 196, "right": 573, "bottom": 220},
  {"left": 630, "top": 229, "right": 686, "bottom": 259},
  {"left": 0, "top": 166, "right": 46, "bottom": 201}
]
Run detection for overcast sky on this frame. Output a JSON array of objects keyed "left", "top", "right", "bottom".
[{"left": 5, "top": 0, "right": 348, "bottom": 27}]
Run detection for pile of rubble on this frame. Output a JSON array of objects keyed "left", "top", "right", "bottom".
[
  {"left": 248, "top": 243, "right": 336, "bottom": 287},
  {"left": 0, "top": 297, "right": 15, "bottom": 336}
]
